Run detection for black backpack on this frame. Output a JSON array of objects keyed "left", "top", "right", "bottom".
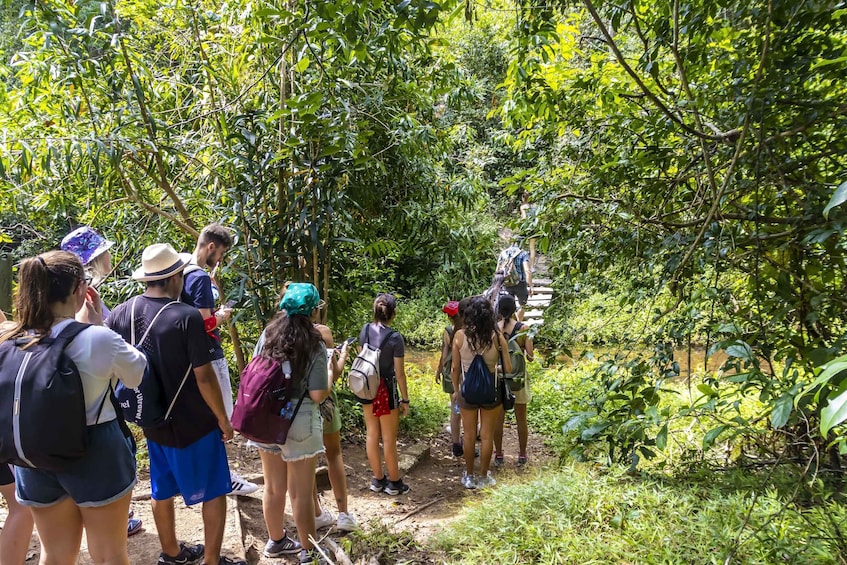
[
  {"left": 0, "top": 322, "right": 95, "bottom": 471},
  {"left": 462, "top": 353, "right": 497, "bottom": 405}
]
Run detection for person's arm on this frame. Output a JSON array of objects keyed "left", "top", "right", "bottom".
[
  {"left": 435, "top": 329, "right": 450, "bottom": 383},
  {"left": 524, "top": 258, "right": 533, "bottom": 296},
  {"left": 523, "top": 333, "right": 534, "bottom": 363},
  {"left": 0, "top": 310, "right": 5, "bottom": 322},
  {"left": 194, "top": 362, "right": 233, "bottom": 441},
  {"left": 451, "top": 331, "right": 463, "bottom": 404},
  {"left": 395, "top": 356, "right": 409, "bottom": 417},
  {"left": 329, "top": 342, "right": 350, "bottom": 385}
]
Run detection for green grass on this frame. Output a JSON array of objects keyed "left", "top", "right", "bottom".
[{"left": 433, "top": 464, "right": 847, "bottom": 564}]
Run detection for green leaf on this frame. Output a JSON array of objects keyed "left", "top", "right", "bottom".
[
  {"left": 725, "top": 341, "right": 754, "bottom": 361},
  {"left": 697, "top": 383, "right": 716, "bottom": 396},
  {"left": 821, "top": 389, "right": 847, "bottom": 437},
  {"left": 823, "top": 180, "right": 847, "bottom": 219},
  {"left": 294, "top": 56, "right": 310, "bottom": 73},
  {"left": 770, "top": 394, "right": 793, "bottom": 428},
  {"left": 656, "top": 424, "right": 668, "bottom": 450},
  {"left": 703, "top": 425, "right": 727, "bottom": 448}
]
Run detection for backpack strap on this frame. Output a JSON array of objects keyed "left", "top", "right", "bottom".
[
  {"left": 162, "top": 363, "right": 193, "bottom": 422},
  {"left": 510, "top": 321, "right": 524, "bottom": 339},
  {"left": 53, "top": 320, "right": 91, "bottom": 345},
  {"left": 377, "top": 329, "right": 396, "bottom": 350},
  {"left": 131, "top": 297, "right": 178, "bottom": 347}
]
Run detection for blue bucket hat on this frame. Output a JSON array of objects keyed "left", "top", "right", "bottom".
[
  {"left": 61, "top": 226, "right": 114, "bottom": 265},
  {"left": 279, "top": 283, "right": 320, "bottom": 316}
]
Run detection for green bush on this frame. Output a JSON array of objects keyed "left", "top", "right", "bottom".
[{"left": 434, "top": 465, "right": 847, "bottom": 564}]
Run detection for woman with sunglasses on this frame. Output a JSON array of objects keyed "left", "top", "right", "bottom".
[{"left": 1, "top": 251, "right": 146, "bottom": 565}]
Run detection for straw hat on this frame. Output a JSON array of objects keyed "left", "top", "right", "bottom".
[{"left": 131, "top": 244, "right": 191, "bottom": 281}]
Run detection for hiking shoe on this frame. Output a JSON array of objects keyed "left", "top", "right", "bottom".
[
  {"left": 451, "top": 443, "right": 464, "bottom": 457},
  {"left": 314, "top": 507, "right": 335, "bottom": 529},
  {"left": 384, "top": 479, "right": 410, "bottom": 495},
  {"left": 209, "top": 558, "right": 246, "bottom": 565},
  {"left": 299, "top": 548, "right": 328, "bottom": 564},
  {"left": 517, "top": 455, "right": 528, "bottom": 467},
  {"left": 127, "top": 517, "right": 143, "bottom": 537},
  {"left": 461, "top": 471, "right": 476, "bottom": 489},
  {"left": 493, "top": 455, "right": 505, "bottom": 468},
  {"left": 369, "top": 475, "right": 388, "bottom": 492},
  {"left": 477, "top": 471, "right": 497, "bottom": 488},
  {"left": 336, "top": 512, "right": 359, "bottom": 532},
  {"left": 158, "top": 542, "right": 204, "bottom": 565},
  {"left": 263, "top": 534, "right": 301, "bottom": 557},
  {"left": 229, "top": 471, "right": 259, "bottom": 496}
]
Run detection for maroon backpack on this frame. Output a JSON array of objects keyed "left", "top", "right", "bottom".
[{"left": 232, "top": 356, "right": 307, "bottom": 445}]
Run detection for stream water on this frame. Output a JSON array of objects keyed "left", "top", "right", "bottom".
[{"left": 404, "top": 346, "right": 728, "bottom": 377}]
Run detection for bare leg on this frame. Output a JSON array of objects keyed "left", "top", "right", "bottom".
[
  {"left": 0, "top": 482, "right": 34, "bottom": 565},
  {"left": 493, "top": 409, "right": 506, "bottom": 459},
  {"left": 479, "top": 406, "right": 504, "bottom": 476},
  {"left": 379, "top": 410, "right": 401, "bottom": 482},
  {"left": 460, "top": 408, "right": 479, "bottom": 476},
  {"left": 79, "top": 491, "right": 132, "bottom": 565},
  {"left": 288, "top": 457, "right": 317, "bottom": 551},
  {"left": 362, "top": 404, "right": 384, "bottom": 480},
  {"left": 322, "top": 431, "right": 348, "bottom": 513},
  {"left": 151, "top": 498, "right": 179, "bottom": 558},
  {"left": 259, "top": 450, "right": 288, "bottom": 542},
  {"left": 29, "top": 498, "right": 83, "bottom": 565},
  {"left": 450, "top": 403, "right": 461, "bottom": 446},
  {"left": 515, "top": 403, "right": 529, "bottom": 457},
  {"left": 201, "top": 496, "right": 227, "bottom": 565}
]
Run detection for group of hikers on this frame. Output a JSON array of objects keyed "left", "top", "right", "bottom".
[{"left": 0, "top": 222, "right": 537, "bottom": 565}]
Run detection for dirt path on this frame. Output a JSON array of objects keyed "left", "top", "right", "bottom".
[{"left": 236, "top": 420, "right": 554, "bottom": 564}]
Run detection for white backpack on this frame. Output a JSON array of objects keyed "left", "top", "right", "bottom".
[
  {"left": 497, "top": 246, "right": 524, "bottom": 286},
  {"left": 348, "top": 328, "right": 396, "bottom": 401}
]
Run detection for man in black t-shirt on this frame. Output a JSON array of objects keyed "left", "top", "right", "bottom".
[{"left": 108, "top": 244, "right": 245, "bottom": 565}]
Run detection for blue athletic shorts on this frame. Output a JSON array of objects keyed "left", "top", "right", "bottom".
[
  {"left": 147, "top": 429, "right": 230, "bottom": 506},
  {"left": 15, "top": 419, "right": 136, "bottom": 508}
]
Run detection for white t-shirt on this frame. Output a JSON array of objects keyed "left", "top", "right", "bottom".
[{"left": 51, "top": 319, "right": 146, "bottom": 425}]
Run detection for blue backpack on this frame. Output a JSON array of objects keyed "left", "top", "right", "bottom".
[
  {"left": 115, "top": 298, "right": 191, "bottom": 428},
  {"left": 461, "top": 353, "right": 497, "bottom": 405}
]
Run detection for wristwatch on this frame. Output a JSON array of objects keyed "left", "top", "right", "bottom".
[{"left": 400, "top": 399, "right": 410, "bottom": 404}]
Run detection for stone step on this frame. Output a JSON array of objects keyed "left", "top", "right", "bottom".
[
  {"left": 532, "top": 286, "right": 554, "bottom": 293},
  {"left": 522, "top": 318, "right": 544, "bottom": 326},
  {"left": 533, "top": 277, "right": 553, "bottom": 285},
  {"left": 522, "top": 309, "right": 546, "bottom": 318}
]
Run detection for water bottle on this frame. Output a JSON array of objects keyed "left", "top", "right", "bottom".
[{"left": 453, "top": 402, "right": 460, "bottom": 415}]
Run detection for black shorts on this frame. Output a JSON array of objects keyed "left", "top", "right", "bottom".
[
  {"left": 505, "top": 281, "right": 529, "bottom": 306},
  {"left": 1, "top": 463, "right": 14, "bottom": 486}
]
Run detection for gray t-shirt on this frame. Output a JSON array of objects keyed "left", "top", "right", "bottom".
[
  {"left": 254, "top": 330, "right": 329, "bottom": 407},
  {"left": 358, "top": 322, "right": 405, "bottom": 379}
]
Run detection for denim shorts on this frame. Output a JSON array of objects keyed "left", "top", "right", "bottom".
[
  {"left": 248, "top": 404, "right": 324, "bottom": 462},
  {"left": 15, "top": 420, "right": 136, "bottom": 508},
  {"left": 147, "top": 429, "right": 231, "bottom": 506}
]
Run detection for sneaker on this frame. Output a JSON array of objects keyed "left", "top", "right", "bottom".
[
  {"left": 263, "top": 534, "right": 301, "bottom": 557},
  {"left": 517, "top": 455, "right": 528, "bottom": 467},
  {"left": 493, "top": 455, "right": 505, "bottom": 468},
  {"left": 210, "top": 558, "right": 247, "bottom": 565},
  {"left": 229, "top": 471, "right": 259, "bottom": 496},
  {"left": 369, "top": 475, "right": 388, "bottom": 492},
  {"left": 384, "top": 479, "right": 410, "bottom": 495},
  {"left": 336, "top": 512, "right": 359, "bottom": 532},
  {"left": 477, "top": 471, "right": 497, "bottom": 488},
  {"left": 314, "top": 507, "right": 335, "bottom": 530},
  {"left": 127, "top": 517, "right": 143, "bottom": 537},
  {"left": 158, "top": 542, "right": 205, "bottom": 565},
  {"left": 461, "top": 471, "right": 476, "bottom": 489},
  {"left": 451, "top": 443, "right": 464, "bottom": 457},
  {"left": 299, "top": 548, "right": 328, "bottom": 564}
]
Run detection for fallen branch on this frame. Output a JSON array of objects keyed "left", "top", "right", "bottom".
[
  {"left": 323, "top": 536, "right": 354, "bottom": 565},
  {"left": 395, "top": 495, "right": 446, "bottom": 523}
]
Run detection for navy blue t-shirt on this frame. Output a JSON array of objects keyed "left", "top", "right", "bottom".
[
  {"left": 180, "top": 267, "right": 224, "bottom": 360},
  {"left": 108, "top": 295, "right": 217, "bottom": 448}
]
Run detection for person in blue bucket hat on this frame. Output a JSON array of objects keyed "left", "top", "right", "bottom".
[{"left": 61, "top": 226, "right": 145, "bottom": 538}]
